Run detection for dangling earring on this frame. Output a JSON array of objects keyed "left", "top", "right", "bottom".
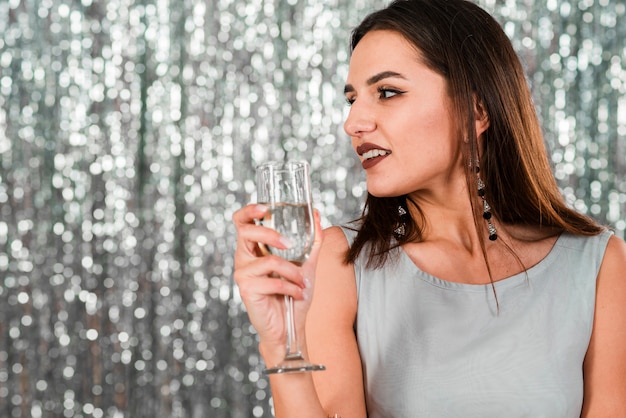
[
  {"left": 394, "top": 205, "right": 407, "bottom": 238},
  {"left": 476, "top": 167, "right": 497, "bottom": 241}
]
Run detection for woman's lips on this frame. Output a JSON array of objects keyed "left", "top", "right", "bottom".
[{"left": 356, "top": 142, "right": 391, "bottom": 169}]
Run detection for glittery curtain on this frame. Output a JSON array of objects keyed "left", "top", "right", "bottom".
[{"left": 0, "top": 0, "right": 624, "bottom": 417}]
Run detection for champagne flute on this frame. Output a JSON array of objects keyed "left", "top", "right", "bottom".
[{"left": 256, "top": 160, "right": 325, "bottom": 374}]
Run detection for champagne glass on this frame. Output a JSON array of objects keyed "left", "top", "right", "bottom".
[{"left": 256, "top": 160, "right": 325, "bottom": 374}]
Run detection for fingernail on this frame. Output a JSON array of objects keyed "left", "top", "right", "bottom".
[
  {"left": 278, "top": 236, "right": 294, "bottom": 249},
  {"left": 255, "top": 204, "right": 268, "bottom": 213}
]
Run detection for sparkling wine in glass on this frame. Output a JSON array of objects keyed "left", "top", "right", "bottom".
[{"left": 256, "top": 160, "right": 325, "bottom": 374}]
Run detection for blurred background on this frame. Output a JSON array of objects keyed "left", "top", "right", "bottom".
[{"left": 0, "top": 0, "right": 624, "bottom": 417}]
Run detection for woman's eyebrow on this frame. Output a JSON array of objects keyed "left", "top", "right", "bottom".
[{"left": 344, "top": 71, "right": 407, "bottom": 94}]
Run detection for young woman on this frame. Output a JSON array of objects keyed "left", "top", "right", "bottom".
[{"left": 233, "top": 0, "right": 626, "bottom": 416}]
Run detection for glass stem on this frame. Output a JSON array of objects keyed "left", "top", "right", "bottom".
[{"left": 284, "top": 295, "right": 303, "bottom": 359}]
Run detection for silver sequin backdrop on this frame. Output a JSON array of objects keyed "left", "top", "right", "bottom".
[{"left": 0, "top": 0, "right": 624, "bottom": 417}]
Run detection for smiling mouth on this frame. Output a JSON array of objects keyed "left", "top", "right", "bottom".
[
  {"left": 362, "top": 149, "right": 391, "bottom": 160},
  {"left": 359, "top": 148, "right": 391, "bottom": 170}
]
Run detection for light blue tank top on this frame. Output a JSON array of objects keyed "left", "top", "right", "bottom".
[{"left": 343, "top": 228, "right": 612, "bottom": 417}]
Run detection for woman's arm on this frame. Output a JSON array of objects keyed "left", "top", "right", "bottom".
[{"left": 582, "top": 234, "right": 626, "bottom": 417}]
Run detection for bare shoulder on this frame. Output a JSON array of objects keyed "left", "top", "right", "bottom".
[
  {"left": 600, "top": 233, "right": 626, "bottom": 271},
  {"left": 319, "top": 225, "right": 352, "bottom": 255},
  {"left": 594, "top": 233, "right": 626, "bottom": 303},
  {"left": 582, "top": 233, "right": 626, "bottom": 416}
]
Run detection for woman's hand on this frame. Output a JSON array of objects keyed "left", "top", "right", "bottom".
[{"left": 232, "top": 204, "right": 324, "bottom": 360}]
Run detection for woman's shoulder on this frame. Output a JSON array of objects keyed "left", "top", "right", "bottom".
[
  {"left": 324, "top": 224, "right": 353, "bottom": 240},
  {"left": 316, "top": 225, "right": 356, "bottom": 279},
  {"left": 320, "top": 225, "right": 353, "bottom": 255},
  {"left": 325, "top": 224, "right": 358, "bottom": 243},
  {"left": 599, "top": 233, "right": 626, "bottom": 272}
]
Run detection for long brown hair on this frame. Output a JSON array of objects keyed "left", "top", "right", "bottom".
[{"left": 346, "top": 0, "right": 604, "bottom": 268}]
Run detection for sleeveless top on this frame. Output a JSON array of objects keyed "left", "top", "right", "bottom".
[{"left": 342, "top": 228, "right": 612, "bottom": 418}]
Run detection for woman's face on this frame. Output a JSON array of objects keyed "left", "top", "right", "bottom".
[{"left": 344, "top": 30, "right": 464, "bottom": 200}]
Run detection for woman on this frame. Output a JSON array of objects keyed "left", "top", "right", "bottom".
[{"left": 233, "top": 0, "right": 626, "bottom": 416}]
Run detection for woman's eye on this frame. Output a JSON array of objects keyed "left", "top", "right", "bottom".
[
  {"left": 378, "top": 88, "right": 403, "bottom": 99},
  {"left": 345, "top": 96, "right": 356, "bottom": 106}
]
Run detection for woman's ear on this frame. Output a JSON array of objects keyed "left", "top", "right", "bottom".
[{"left": 474, "top": 98, "right": 490, "bottom": 138}]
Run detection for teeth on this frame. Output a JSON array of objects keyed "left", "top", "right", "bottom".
[{"left": 362, "top": 149, "right": 390, "bottom": 160}]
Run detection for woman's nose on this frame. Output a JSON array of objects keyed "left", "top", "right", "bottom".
[{"left": 343, "top": 105, "right": 376, "bottom": 137}]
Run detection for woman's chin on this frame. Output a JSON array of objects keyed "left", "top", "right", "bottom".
[{"left": 366, "top": 189, "right": 404, "bottom": 199}]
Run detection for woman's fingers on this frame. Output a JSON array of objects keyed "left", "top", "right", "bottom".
[
  {"left": 232, "top": 204, "right": 268, "bottom": 228},
  {"left": 233, "top": 204, "right": 293, "bottom": 265},
  {"left": 237, "top": 271, "right": 305, "bottom": 302},
  {"left": 234, "top": 255, "right": 307, "bottom": 299},
  {"left": 233, "top": 204, "right": 268, "bottom": 258},
  {"left": 237, "top": 223, "right": 293, "bottom": 254}
]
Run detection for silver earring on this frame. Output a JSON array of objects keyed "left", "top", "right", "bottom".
[{"left": 394, "top": 205, "right": 407, "bottom": 238}]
